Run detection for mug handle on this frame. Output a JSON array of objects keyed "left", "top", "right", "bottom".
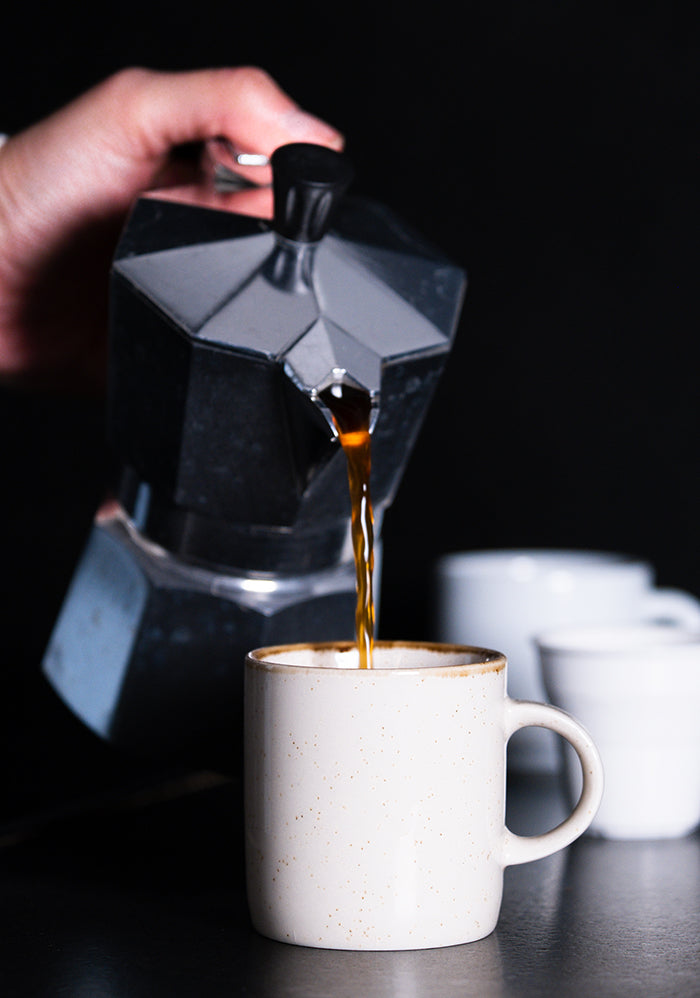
[
  {"left": 642, "top": 587, "right": 700, "bottom": 627},
  {"left": 500, "top": 700, "right": 604, "bottom": 867}
]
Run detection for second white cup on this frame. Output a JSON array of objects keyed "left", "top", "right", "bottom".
[
  {"left": 537, "top": 623, "right": 700, "bottom": 840},
  {"left": 433, "top": 550, "right": 700, "bottom": 772}
]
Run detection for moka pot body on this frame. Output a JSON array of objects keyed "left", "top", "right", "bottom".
[{"left": 43, "top": 145, "right": 466, "bottom": 766}]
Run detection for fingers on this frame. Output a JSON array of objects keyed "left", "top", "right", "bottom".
[
  {"left": 1, "top": 64, "right": 345, "bottom": 250},
  {"left": 96, "top": 66, "right": 344, "bottom": 186},
  {"left": 127, "top": 66, "right": 344, "bottom": 157},
  {"left": 0, "top": 65, "right": 341, "bottom": 385},
  {"left": 0, "top": 66, "right": 345, "bottom": 296},
  {"left": 41, "top": 66, "right": 344, "bottom": 214},
  {"left": 151, "top": 182, "right": 274, "bottom": 221}
]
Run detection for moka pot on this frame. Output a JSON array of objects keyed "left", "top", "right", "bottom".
[{"left": 42, "top": 143, "right": 466, "bottom": 766}]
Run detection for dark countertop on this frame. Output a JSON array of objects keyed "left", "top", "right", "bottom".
[{"left": 0, "top": 771, "right": 697, "bottom": 998}]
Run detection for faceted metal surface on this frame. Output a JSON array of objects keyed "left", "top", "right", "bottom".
[
  {"left": 113, "top": 197, "right": 464, "bottom": 399},
  {"left": 43, "top": 511, "right": 356, "bottom": 764},
  {"left": 43, "top": 186, "right": 466, "bottom": 763},
  {"left": 107, "top": 195, "right": 466, "bottom": 570}
]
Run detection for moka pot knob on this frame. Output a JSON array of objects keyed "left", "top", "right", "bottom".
[{"left": 272, "top": 142, "right": 354, "bottom": 242}]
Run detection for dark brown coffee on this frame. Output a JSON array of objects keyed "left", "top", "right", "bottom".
[{"left": 319, "top": 383, "right": 375, "bottom": 669}]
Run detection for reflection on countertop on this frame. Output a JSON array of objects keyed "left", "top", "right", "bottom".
[{"left": 0, "top": 772, "right": 697, "bottom": 998}]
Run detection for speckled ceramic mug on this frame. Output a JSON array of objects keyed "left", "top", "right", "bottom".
[{"left": 244, "top": 641, "right": 604, "bottom": 951}]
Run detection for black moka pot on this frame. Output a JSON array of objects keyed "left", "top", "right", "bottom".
[{"left": 42, "top": 143, "right": 466, "bottom": 766}]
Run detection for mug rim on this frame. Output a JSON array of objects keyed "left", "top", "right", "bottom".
[
  {"left": 247, "top": 639, "right": 506, "bottom": 675},
  {"left": 536, "top": 623, "right": 700, "bottom": 655},
  {"left": 434, "top": 548, "right": 650, "bottom": 579}
]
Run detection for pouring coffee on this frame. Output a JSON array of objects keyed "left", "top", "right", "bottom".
[
  {"left": 42, "top": 142, "right": 466, "bottom": 764},
  {"left": 319, "top": 381, "right": 375, "bottom": 669}
]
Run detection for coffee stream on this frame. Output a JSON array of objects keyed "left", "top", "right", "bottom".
[{"left": 319, "top": 383, "right": 375, "bottom": 669}]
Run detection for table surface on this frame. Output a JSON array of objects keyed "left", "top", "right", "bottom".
[{"left": 0, "top": 770, "right": 698, "bottom": 998}]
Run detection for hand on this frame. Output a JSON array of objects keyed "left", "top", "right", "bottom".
[{"left": 0, "top": 67, "right": 344, "bottom": 390}]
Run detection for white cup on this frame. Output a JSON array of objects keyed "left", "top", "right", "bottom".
[
  {"left": 433, "top": 550, "right": 700, "bottom": 773},
  {"left": 244, "top": 640, "right": 603, "bottom": 951},
  {"left": 537, "top": 623, "right": 700, "bottom": 840}
]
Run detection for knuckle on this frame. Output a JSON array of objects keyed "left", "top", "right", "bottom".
[
  {"left": 101, "top": 66, "right": 154, "bottom": 98},
  {"left": 216, "top": 65, "right": 277, "bottom": 99}
]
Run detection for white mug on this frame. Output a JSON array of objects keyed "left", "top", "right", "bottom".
[
  {"left": 433, "top": 550, "right": 700, "bottom": 773},
  {"left": 244, "top": 641, "right": 603, "bottom": 951},
  {"left": 537, "top": 623, "right": 700, "bottom": 840}
]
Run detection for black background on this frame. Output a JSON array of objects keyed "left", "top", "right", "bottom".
[{"left": 1, "top": 2, "right": 698, "bottom": 810}]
